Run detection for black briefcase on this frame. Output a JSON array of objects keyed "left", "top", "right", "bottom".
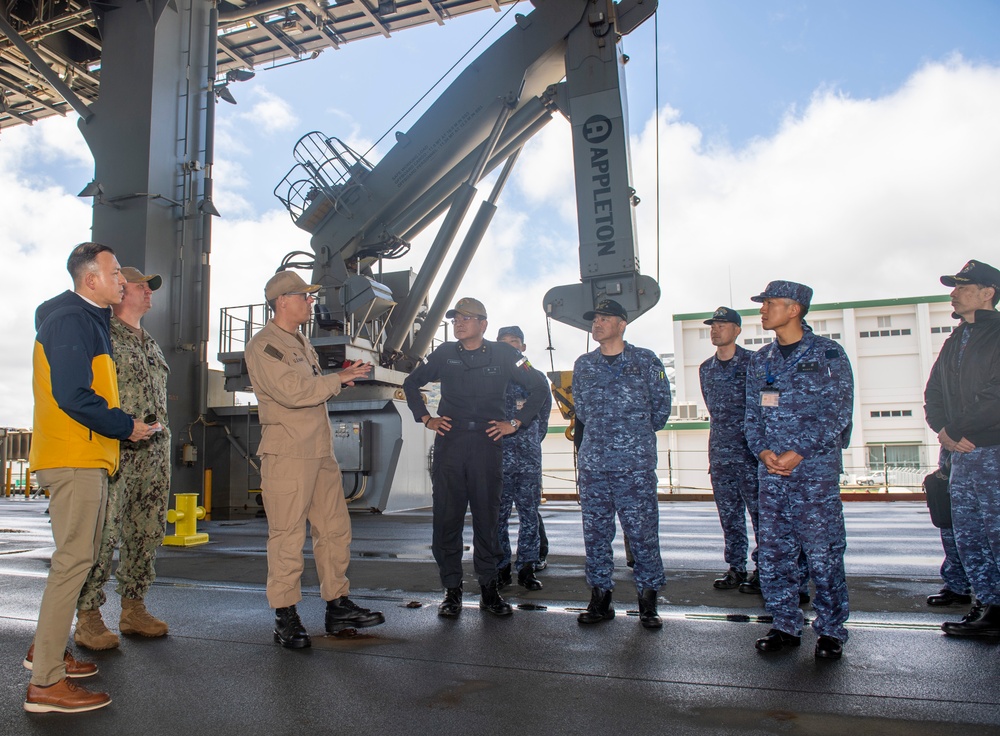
[{"left": 923, "top": 471, "right": 952, "bottom": 529}]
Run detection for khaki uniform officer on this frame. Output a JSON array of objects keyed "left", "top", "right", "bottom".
[{"left": 245, "top": 271, "right": 384, "bottom": 649}]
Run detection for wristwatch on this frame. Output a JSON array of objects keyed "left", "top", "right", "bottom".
[{"left": 509, "top": 419, "right": 520, "bottom": 429}]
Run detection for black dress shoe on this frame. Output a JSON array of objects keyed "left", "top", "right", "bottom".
[
  {"left": 274, "top": 605, "right": 311, "bottom": 649},
  {"left": 325, "top": 596, "right": 385, "bottom": 633},
  {"left": 927, "top": 588, "right": 973, "bottom": 607},
  {"left": 517, "top": 566, "right": 543, "bottom": 591},
  {"left": 755, "top": 628, "right": 800, "bottom": 652},
  {"left": 714, "top": 568, "right": 747, "bottom": 590},
  {"left": 497, "top": 564, "right": 513, "bottom": 590},
  {"left": 739, "top": 569, "right": 762, "bottom": 595},
  {"left": 438, "top": 586, "right": 462, "bottom": 618},
  {"left": 638, "top": 589, "right": 662, "bottom": 629},
  {"left": 578, "top": 587, "right": 615, "bottom": 624},
  {"left": 479, "top": 581, "right": 513, "bottom": 616},
  {"left": 815, "top": 635, "right": 843, "bottom": 659},
  {"left": 942, "top": 603, "right": 1000, "bottom": 637}
]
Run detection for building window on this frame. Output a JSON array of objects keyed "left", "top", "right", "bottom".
[
  {"left": 868, "top": 443, "right": 920, "bottom": 470},
  {"left": 698, "top": 328, "right": 710, "bottom": 339},
  {"left": 931, "top": 325, "right": 954, "bottom": 334},
  {"left": 812, "top": 320, "right": 827, "bottom": 331},
  {"left": 869, "top": 410, "right": 913, "bottom": 418},
  {"left": 860, "top": 328, "right": 912, "bottom": 338},
  {"left": 743, "top": 337, "right": 774, "bottom": 346},
  {"left": 877, "top": 316, "right": 892, "bottom": 328}
]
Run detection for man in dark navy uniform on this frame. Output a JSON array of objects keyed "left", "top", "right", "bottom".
[
  {"left": 924, "top": 259, "right": 1000, "bottom": 637},
  {"left": 403, "top": 298, "right": 548, "bottom": 618}
]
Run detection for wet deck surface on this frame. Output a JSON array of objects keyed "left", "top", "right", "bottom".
[{"left": 1, "top": 498, "right": 997, "bottom": 734}]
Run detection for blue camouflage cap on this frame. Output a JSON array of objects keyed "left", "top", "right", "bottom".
[
  {"left": 703, "top": 306, "right": 741, "bottom": 326},
  {"left": 750, "top": 280, "right": 813, "bottom": 309},
  {"left": 496, "top": 325, "right": 524, "bottom": 341}
]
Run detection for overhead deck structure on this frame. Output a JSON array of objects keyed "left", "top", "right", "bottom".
[{"left": 0, "top": 0, "right": 516, "bottom": 131}]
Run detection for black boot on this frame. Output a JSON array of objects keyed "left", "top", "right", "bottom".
[
  {"left": 517, "top": 565, "right": 543, "bottom": 591},
  {"left": 942, "top": 602, "right": 1000, "bottom": 637},
  {"left": 325, "top": 596, "right": 385, "bottom": 634},
  {"left": 755, "top": 628, "right": 800, "bottom": 652},
  {"left": 713, "top": 568, "right": 747, "bottom": 590},
  {"left": 927, "top": 588, "right": 973, "bottom": 607},
  {"left": 438, "top": 586, "right": 463, "bottom": 618},
  {"left": 577, "top": 587, "right": 614, "bottom": 624},
  {"left": 638, "top": 589, "right": 662, "bottom": 629},
  {"left": 738, "top": 569, "right": 762, "bottom": 595},
  {"left": 479, "top": 580, "right": 513, "bottom": 616},
  {"left": 497, "top": 564, "right": 513, "bottom": 589},
  {"left": 273, "top": 605, "right": 311, "bottom": 649}
]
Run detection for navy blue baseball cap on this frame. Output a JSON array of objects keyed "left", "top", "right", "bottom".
[
  {"left": 583, "top": 298, "right": 628, "bottom": 321},
  {"left": 750, "top": 280, "right": 813, "bottom": 309},
  {"left": 940, "top": 259, "right": 1000, "bottom": 289},
  {"left": 703, "top": 306, "right": 741, "bottom": 326},
  {"left": 496, "top": 326, "right": 524, "bottom": 341}
]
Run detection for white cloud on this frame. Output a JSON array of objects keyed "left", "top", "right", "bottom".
[
  {"left": 2, "top": 56, "right": 999, "bottom": 427},
  {"left": 238, "top": 88, "right": 299, "bottom": 135}
]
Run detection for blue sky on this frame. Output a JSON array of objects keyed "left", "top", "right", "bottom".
[{"left": 2, "top": 0, "right": 1000, "bottom": 426}]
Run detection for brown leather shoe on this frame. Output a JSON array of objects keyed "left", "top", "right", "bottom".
[
  {"left": 24, "top": 678, "right": 111, "bottom": 714},
  {"left": 23, "top": 645, "right": 98, "bottom": 679}
]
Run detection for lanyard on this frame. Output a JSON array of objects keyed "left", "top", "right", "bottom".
[{"left": 764, "top": 340, "right": 815, "bottom": 386}]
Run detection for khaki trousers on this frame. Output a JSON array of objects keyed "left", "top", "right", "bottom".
[
  {"left": 31, "top": 468, "right": 108, "bottom": 685},
  {"left": 260, "top": 454, "right": 351, "bottom": 608}
]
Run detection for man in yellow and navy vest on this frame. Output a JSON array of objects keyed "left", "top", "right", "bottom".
[{"left": 23, "top": 242, "right": 159, "bottom": 714}]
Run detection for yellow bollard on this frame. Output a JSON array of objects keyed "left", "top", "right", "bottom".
[{"left": 163, "top": 493, "right": 210, "bottom": 547}]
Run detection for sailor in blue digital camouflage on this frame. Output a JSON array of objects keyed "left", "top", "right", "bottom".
[
  {"left": 572, "top": 299, "right": 671, "bottom": 629},
  {"left": 924, "top": 259, "right": 1000, "bottom": 636},
  {"left": 494, "top": 326, "right": 552, "bottom": 592},
  {"left": 744, "top": 281, "right": 854, "bottom": 660},
  {"left": 925, "top": 449, "right": 973, "bottom": 608},
  {"left": 76, "top": 267, "right": 172, "bottom": 649},
  {"left": 699, "top": 306, "right": 761, "bottom": 592}
]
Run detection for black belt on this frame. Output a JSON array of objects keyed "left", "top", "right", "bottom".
[{"left": 451, "top": 421, "right": 493, "bottom": 431}]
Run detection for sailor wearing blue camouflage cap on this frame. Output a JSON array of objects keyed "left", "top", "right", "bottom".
[
  {"left": 493, "top": 326, "right": 552, "bottom": 593},
  {"left": 698, "top": 307, "right": 762, "bottom": 592},
  {"left": 924, "top": 259, "right": 1000, "bottom": 637},
  {"left": 572, "top": 299, "right": 671, "bottom": 629},
  {"left": 744, "top": 281, "right": 854, "bottom": 660}
]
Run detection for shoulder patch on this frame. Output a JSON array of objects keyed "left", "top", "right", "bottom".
[
  {"left": 264, "top": 343, "right": 284, "bottom": 360},
  {"left": 824, "top": 349, "right": 839, "bottom": 359}
]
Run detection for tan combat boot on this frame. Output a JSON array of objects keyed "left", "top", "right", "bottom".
[
  {"left": 74, "top": 609, "right": 120, "bottom": 650},
  {"left": 119, "top": 597, "right": 169, "bottom": 637}
]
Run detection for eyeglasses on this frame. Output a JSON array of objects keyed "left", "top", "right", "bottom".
[
  {"left": 284, "top": 292, "right": 315, "bottom": 301},
  {"left": 451, "top": 314, "right": 482, "bottom": 324}
]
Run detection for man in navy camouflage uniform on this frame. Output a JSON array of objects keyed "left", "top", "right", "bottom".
[
  {"left": 699, "top": 306, "right": 760, "bottom": 591},
  {"left": 924, "top": 259, "right": 1000, "bottom": 636},
  {"left": 494, "top": 326, "right": 552, "bottom": 592},
  {"left": 744, "top": 281, "right": 854, "bottom": 659},
  {"left": 925, "top": 449, "right": 973, "bottom": 608},
  {"left": 572, "top": 299, "right": 671, "bottom": 629}
]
